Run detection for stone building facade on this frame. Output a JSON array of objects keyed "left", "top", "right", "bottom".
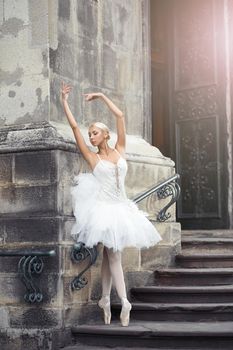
[{"left": 0, "top": 1, "right": 179, "bottom": 348}]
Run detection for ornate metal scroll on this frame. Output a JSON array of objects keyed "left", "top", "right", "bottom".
[
  {"left": 157, "top": 180, "right": 181, "bottom": 222},
  {"left": 18, "top": 255, "right": 44, "bottom": 303},
  {"left": 70, "top": 243, "right": 98, "bottom": 291},
  {"left": 0, "top": 249, "right": 56, "bottom": 303}
]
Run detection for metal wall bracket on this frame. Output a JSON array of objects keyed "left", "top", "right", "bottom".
[
  {"left": 70, "top": 243, "right": 98, "bottom": 291},
  {"left": 0, "top": 249, "right": 56, "bottom": 303}
]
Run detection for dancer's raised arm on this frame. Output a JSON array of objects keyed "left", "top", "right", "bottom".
[
  {"left": 84, "top": 93, "right": 126, "bottom": 152},
  {"left": 61, "top": 82, "right": 94, "bottom": 165}
]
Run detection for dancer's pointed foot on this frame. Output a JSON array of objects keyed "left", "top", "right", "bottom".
[
  {"left": 98, "top": 295, "right": 111, "bottom": 325},
  {"left": 120, "top": 297, "right": 132, "bottom": 327}
]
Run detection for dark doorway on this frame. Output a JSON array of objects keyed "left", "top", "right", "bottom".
[{"left": 150, "top": 0, "right": 229, "bottom": 229}]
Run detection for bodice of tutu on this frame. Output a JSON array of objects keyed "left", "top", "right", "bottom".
[{"left": 93, "top": 156, "right": 128, "bottom": 202}]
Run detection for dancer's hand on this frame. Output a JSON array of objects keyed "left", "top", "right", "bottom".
[
  {"left": 61, "top": 82, "right": 72, "bottom": 101},
  {"left": 83, "top": 92, "right": 103, "bottom": 101}
]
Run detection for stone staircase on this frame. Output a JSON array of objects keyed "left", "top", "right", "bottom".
[{"left": 63, "top": 230, "right": 233, "bottom": 349}]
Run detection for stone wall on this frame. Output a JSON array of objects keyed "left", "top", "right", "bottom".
[
  {"left": 0, "top": 0, "right": 49, "bottom": 126},
  {"left": 0, "top": 0, "right": 180, "bottom": 349}
]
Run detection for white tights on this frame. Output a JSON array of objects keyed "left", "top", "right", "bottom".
[{"left": 100, "top": 246, "right": 127, "bottom": 299}]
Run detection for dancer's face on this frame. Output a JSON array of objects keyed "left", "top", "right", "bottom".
[{"left": 88, "top": 126, "right": 107, "bottom": 147}]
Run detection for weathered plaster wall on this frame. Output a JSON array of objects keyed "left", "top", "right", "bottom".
[
  {"left": 0, "top": 0, "right": 49, "bottom": 126},
  {"left": 50, "top": 0, "right": 147, "bottom": 136},
  {"left": 1, "top": 0, "right": 153, "bottom": 138}
]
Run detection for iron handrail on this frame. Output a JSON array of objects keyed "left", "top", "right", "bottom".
[
  {"left": 132, "top": 173, "right": 181, "bottom": 222},
  {"left": 0, "top": 249, "right": 56, "bottom": 257},
  {"left": 132, "top": 173, "right": 180, "bottom": 203}
]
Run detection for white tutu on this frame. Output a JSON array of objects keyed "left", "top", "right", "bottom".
[{"left": 70, "top": 153, "right": 162, "bottom": 252}]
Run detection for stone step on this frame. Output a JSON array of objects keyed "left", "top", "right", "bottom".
[
  {"left": 130, "top": 285, "right": 233, "bottom": 303},
  {"left": 181, "top": 238, "right": 233, "bottom": 253},
  {"left": 176, "top": 253, "right": 233, "bottom": 268},
  {"left": 61, "top": 346, "right": 151, "bottom": 350},
  {"left": 111, "top": 302, "right": 233, "bottom": 322},
  {"left": 63, "top": 346, "right": 177, "bottom": 350},
  {"left": 71, "top": 321, "right": 233, "bottom": 349},
  {"left": 154, "top": 268, "right": 233, "bottom": 286},
  {"left": 63, "top": 346, "right": 181, "bottom": 350},
  {"left": 181, "top": 230, "right": 233, "bottom": 239}
]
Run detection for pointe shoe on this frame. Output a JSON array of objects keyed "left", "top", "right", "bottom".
[
  {"left": 120, "top": 297, "right": 132, "bottom": 327},
  {"left": 98, "top": 295, "right": 111, "bottom": 325}
]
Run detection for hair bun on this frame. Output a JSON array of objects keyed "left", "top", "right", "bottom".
[{"left": 89, "top": 122, "right": 110, "bottom": 141}]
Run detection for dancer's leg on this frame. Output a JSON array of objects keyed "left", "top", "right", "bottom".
[
  {"left": 98, "top": 247, "right": 112, "bottom": 325},
  {"left": 105, "top": 248, "right": 131, "bottom": 326},
  {"left": 105, "top": 248, "right": 126, "bottom": 298},
  {"left": 101, "top": 246, "right": 112, "bottom": 296}
]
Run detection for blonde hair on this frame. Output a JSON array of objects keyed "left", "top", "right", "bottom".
[{"left": 89, "top": 122, "right": 110, "bottom": 140}]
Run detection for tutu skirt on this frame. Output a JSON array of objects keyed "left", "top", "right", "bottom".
[{"left": 70, "top": 173, "right": 162, "bottom": 252}]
